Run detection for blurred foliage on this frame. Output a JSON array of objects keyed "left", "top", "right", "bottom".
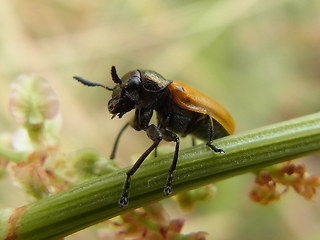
[{"left": 0, "top": 0, "right": 320, "bottom": 239}]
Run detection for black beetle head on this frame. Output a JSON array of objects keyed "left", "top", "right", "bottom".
[
  {"left": 108, "top": 66, "right": 141, "bottom": 119},
  {"left": 73, "top": 66, "right": 141, "bottom": 119},
  {"left": 74, "top": 66, "right": 171, "bottom": 119}
]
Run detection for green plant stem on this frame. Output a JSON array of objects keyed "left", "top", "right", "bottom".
[
  {"left": 2, "top": 112, "right": 320, "bottom": 240},
  {"left": 0, "top": 145, "right": 28, "bottom": 163}
]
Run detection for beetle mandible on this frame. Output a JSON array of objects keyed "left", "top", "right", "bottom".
[{"left": 73, "top": 66, "right": 235, "bottom": 207}]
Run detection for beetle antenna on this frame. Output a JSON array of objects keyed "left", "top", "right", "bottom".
[
  {"left": 111, "top": 66, "right": 124, "bottom": 88},
  {"left": 73, "top": 76, "right": 113, "bottom": 91}
]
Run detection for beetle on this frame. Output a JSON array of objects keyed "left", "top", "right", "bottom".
[{"left": 73, "top": 66, "right": 235, "bottom": 207}]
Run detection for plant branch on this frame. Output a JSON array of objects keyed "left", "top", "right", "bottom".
[{"left": 1, "top": 112, "right": 320, "bottom": 240}]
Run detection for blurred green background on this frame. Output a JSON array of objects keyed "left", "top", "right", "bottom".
[{"left": 0, "top": 0, "right": 319, "bottom": 239}]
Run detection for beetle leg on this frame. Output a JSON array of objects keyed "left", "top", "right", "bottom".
[
  {"left": 110, "top": 122, "right": 130, "bottom": 159},
  {"left": 160, "top": 129, "right": 180, "bottom": 196},
  {"left": 153, "top": 122, "right": 163, "bottom": 158},
  {"left": 206, "top": 114, "right": 224, "bottom": 153},
  {"left": 154, "top": 146, "right": 158, "bottom": 157},
  {"left": 119, "top": 124, "right": 162, "bottom": 207},
  {"left": 192, "top": 137, "right": 196, "bottom": 146}
]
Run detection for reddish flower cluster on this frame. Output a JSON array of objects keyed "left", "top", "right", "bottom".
[
  {"left": 250, "top": 162, "right": 320, "bottom": 204},
  {"left": 8, "top": 151, "right": 70, "bottom": 199},
  {"left": 98, "top": 203, "right": 207, "bottom": 240}
]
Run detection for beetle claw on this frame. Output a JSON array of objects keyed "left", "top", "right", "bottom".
[
  {"left": 118, "top": 112, "right": 125, "bottom": 118},
  {"left": 119, "top": 197, "right": 128, "bottom": 208},
  {"left": 164, "top": 186, "right": 172, "bottom": 196},
  {"left": 207, "top": 143, "right": 225, "bottom": 153}
]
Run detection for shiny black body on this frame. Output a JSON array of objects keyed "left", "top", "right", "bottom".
[
  {"left": 73, "top": 66, "right": 228, "bottom": 207},
  {"left": 156, "top": 94, "right": 229, "bottom": 140}
]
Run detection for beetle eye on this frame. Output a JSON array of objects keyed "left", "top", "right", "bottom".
[{"left": 112, "top": 85, "right": 122, "bottom": 98}]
